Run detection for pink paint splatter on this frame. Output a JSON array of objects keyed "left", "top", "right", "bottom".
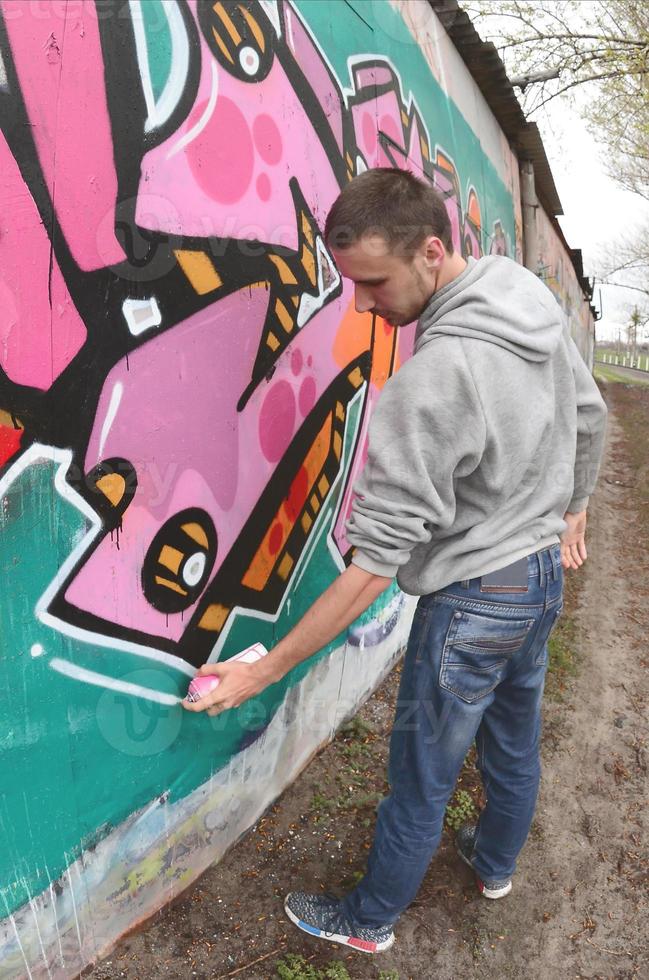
[
  {"left": 362, "top": 111, "right": 377, "bottom": 156},
  {"left": 256, "top": 172, "right": 271, "bottom": 201},
  {"left": 186, "top": 96, "right": 254, "bottom": 204},
  {"left": 290, "top": 348, "right": 303, "bottom": 376},
  {"left": 253, "top": 114, "right": 283, "bottom": 166},
  {"left": 379, "top": 113, "right": 401, "bottom": 144},
  {"left": 259, "top": 381, "right": 296, "bottom": 462},
  {"left": 298, "top": 376, "right": 316, "bottom": 417}
]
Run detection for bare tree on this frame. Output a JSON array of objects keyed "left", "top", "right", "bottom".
[{"left": 466, "top": 1, "right": 649, "bottom": 199}]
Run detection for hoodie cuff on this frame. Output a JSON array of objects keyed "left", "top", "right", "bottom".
[
  {"left": 567, "top": 495, "right": 589, "bottom": 514},
  {"left": 351, "top": 550, "right": 399, "bottom": 580}
]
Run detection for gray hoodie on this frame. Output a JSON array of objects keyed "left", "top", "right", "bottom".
[{"left": 346, "top": 254, "right": 608, "bottom": 594}]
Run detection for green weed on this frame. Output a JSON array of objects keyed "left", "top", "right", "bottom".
[
  {"left": 445, "top": 788, "right": 477, "bottom": 831},
  {"left": 274, "top": 954, "right": 351, "bottom": 979},
  {"left": 594, "top": 365, "right": 649, "bottom": 387},
  {"left": 545, "top": 612, "right": 580, "bottom": 700},
  {"left": 340, "top": 715, "right": 376, "bottom": 739}
]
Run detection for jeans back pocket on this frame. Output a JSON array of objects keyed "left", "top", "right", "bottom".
[{"left": 440, "top": 608, "right": 535, "bottom": 703}]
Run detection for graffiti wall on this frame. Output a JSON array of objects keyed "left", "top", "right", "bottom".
[
  {"left": 536, "top": 204, "right": 595, "bottom": 366},
  {"left": 0, "top": 0, "right": 547, "bottom": 974}
]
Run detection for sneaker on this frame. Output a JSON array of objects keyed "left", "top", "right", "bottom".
[
  {"left": 455, "top": 823, "right": 513, "bottom": 899},
  {"left": 284, "top": 891, "right": 395, "bottom": 954}
]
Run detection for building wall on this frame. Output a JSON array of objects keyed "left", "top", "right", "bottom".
[
  {"left": 0, "top": 1, "right": 591, "bottom": 975},
  {"left": 536, "top": 204, "right": 596, "bottom": 366}
]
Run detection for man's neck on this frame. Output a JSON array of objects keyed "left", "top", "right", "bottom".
[{"left": 435, "top": 252, "right": 468, "bottom": 294}]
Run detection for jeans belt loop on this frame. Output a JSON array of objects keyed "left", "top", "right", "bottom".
[{"left": 537, "top": 550, "right": 545, "bottom": 588}]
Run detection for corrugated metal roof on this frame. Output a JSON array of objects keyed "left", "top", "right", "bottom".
[{"left": 427, "top": 0, "right": 564, "bottom": 217}]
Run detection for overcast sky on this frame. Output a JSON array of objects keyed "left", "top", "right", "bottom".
[
  {"left": 537, "top": 98, "right": 649, "bottom": 344},
  {"left": 464, "top": 4, "right": 649, "bottom": 345}
]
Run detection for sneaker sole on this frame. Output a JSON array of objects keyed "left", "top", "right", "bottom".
[
  {"left": 477, "top": 879, "right": 513, "bottom": 900},
  {"left": 283, "top": 899, "right": 395, "bottom": 954},
  {"left": 456, "top": 843, "right": 512, "bottom": 899}
]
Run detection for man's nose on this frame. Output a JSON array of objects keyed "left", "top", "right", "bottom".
[{"left": 354, "top": 285, "right": 374, "bottom": 314}]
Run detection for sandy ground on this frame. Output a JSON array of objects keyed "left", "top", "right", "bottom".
[{"left": 86, "top": 382, "right": 649, "bottom": 980}]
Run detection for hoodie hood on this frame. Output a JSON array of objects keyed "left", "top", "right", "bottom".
[{"left": 415, "top": 255, "right": 564, "bottom": 363}]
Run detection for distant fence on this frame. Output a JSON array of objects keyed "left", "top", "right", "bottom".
[{"left": 596, "top": 353, "right": 649, "bottom": 373}]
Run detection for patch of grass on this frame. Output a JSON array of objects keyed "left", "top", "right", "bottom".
[
  {"left": 445, "top": 787, "right": 477, "bottom": 832},
  {"left": 309, "top": 790, "right": 338, "bottom": 823},
  {"left": 274, "top": 955, "right": 351, "bottom": 979},
  {"left": 545, "top": 611, "right": 580, "bottom": 701},
  {"left": 310, "top": 782, "right": 384, "bottom": 824},
  {"left": 339, "top": 740, "right": 372, "bottom": 761},
  {"left": 594, "top": 365, "right": 649, "bottom": 387},
  {"left": 611, "top": 383, "right": 649, "bottom": 524},
  {"left": 339, "top": 715, "right": 376, "bottom": 740}
]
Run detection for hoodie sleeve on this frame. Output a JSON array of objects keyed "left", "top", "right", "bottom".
[
  {"left": 346, "top": 344, "right": 486, "bottom": 578},
  {"left": 565, "top": 333, "right": 608, "bottom": 513}
]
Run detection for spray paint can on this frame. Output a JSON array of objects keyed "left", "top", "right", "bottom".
[{"left": 185, "top": 642, "right": 269, "bottom": 703}]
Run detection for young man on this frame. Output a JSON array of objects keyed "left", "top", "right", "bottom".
[{"left": 184, "top": 169, "right": 607, "bottom": 954}]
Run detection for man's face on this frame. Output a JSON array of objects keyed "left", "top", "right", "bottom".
[{"left": 331, "top": 233, "right": 439, "bottom": 327}]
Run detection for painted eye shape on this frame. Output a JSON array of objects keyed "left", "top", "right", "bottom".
[
  {"left": 182, "top": 552, "right": 207, "bottom": 587},
  {"left": 198, "top": 0, "right": 274, "bottom": 83},
  {"left": 142, "top": 508, "right": 217, "bottom": 614},
  {"left": 84, "top": 458, "right": 138, "bottom": 530},
  {"left": 239, "top": 45, "right": 260, "bottom": 76}
]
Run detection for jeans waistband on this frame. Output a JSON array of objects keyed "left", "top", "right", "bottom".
[{"left": 460, "top": 545, "right": 561, "bottom": 590}]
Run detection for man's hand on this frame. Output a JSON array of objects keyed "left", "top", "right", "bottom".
[
  {"left": 181, "top": 564, "right": 391, "bottom": 719},
  {"left": 181, "top": 659, "right": 273, "bottom": 716},
  {"left": 560, "top": 509, "right": 588, "bottom": 570}
]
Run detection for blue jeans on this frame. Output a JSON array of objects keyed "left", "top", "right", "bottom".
[{"left": 342, "top": 545, "right": 564, "bottom": 928}]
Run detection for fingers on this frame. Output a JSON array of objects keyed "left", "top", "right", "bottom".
[
  {"left": 561, "top": 534, "right": 588, "bottom": 571},
  {"left": 182, "top": 693, "right": 227, "bottom": 713}
]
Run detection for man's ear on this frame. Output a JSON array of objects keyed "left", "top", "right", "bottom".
[{"left": 423, "top": 235, "right": 446, "bottom": 269}]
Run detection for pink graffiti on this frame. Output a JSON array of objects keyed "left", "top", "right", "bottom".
[
  {"left": 0, "top": 132, "right": 87, "bottom": 390},
  {"left": 1, "top": 0, "right": 125, "bottom": 271},
  {"left": 66, "top": 282, "right": 375, "bottom": 643},
  {"left": 283, "top": 4, "right": 345, "bottom": 158},
  {"left": 136, "top": 2, "right": 340, "bottom": 251},
  {"left": 350, "top": 63, "right": 426, "bottom": 175},
  {"left": 8, "top": 0, "right": 508, "bottom": 651}
]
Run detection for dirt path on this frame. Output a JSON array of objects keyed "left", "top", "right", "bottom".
[{"left": 87, "top": 384, "right": 649, "bottom": 980}]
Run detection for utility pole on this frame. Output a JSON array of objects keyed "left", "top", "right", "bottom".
[
  {"left": 520, "top": 160, "right": 538, "bottom": 274},
  {"left": 628, "top": 307, "right": 641, "bottom": 363}
]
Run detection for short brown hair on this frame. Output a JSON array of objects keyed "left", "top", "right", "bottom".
[{"left": 324, "top": 167, "right": 453, "bottom": 256}]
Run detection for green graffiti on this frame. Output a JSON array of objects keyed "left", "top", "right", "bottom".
[
  {"left": 0, "top": 390, "right": 364, "bottom": 915},
  {"left": 0, "top": 0, "right": 517, "bottom": 923},
  {"left": 141, "top": 0, "right": 173, "bottom": 103},
  {"left": 295, "top": 0, "right": 516, "bottom": 251}
]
